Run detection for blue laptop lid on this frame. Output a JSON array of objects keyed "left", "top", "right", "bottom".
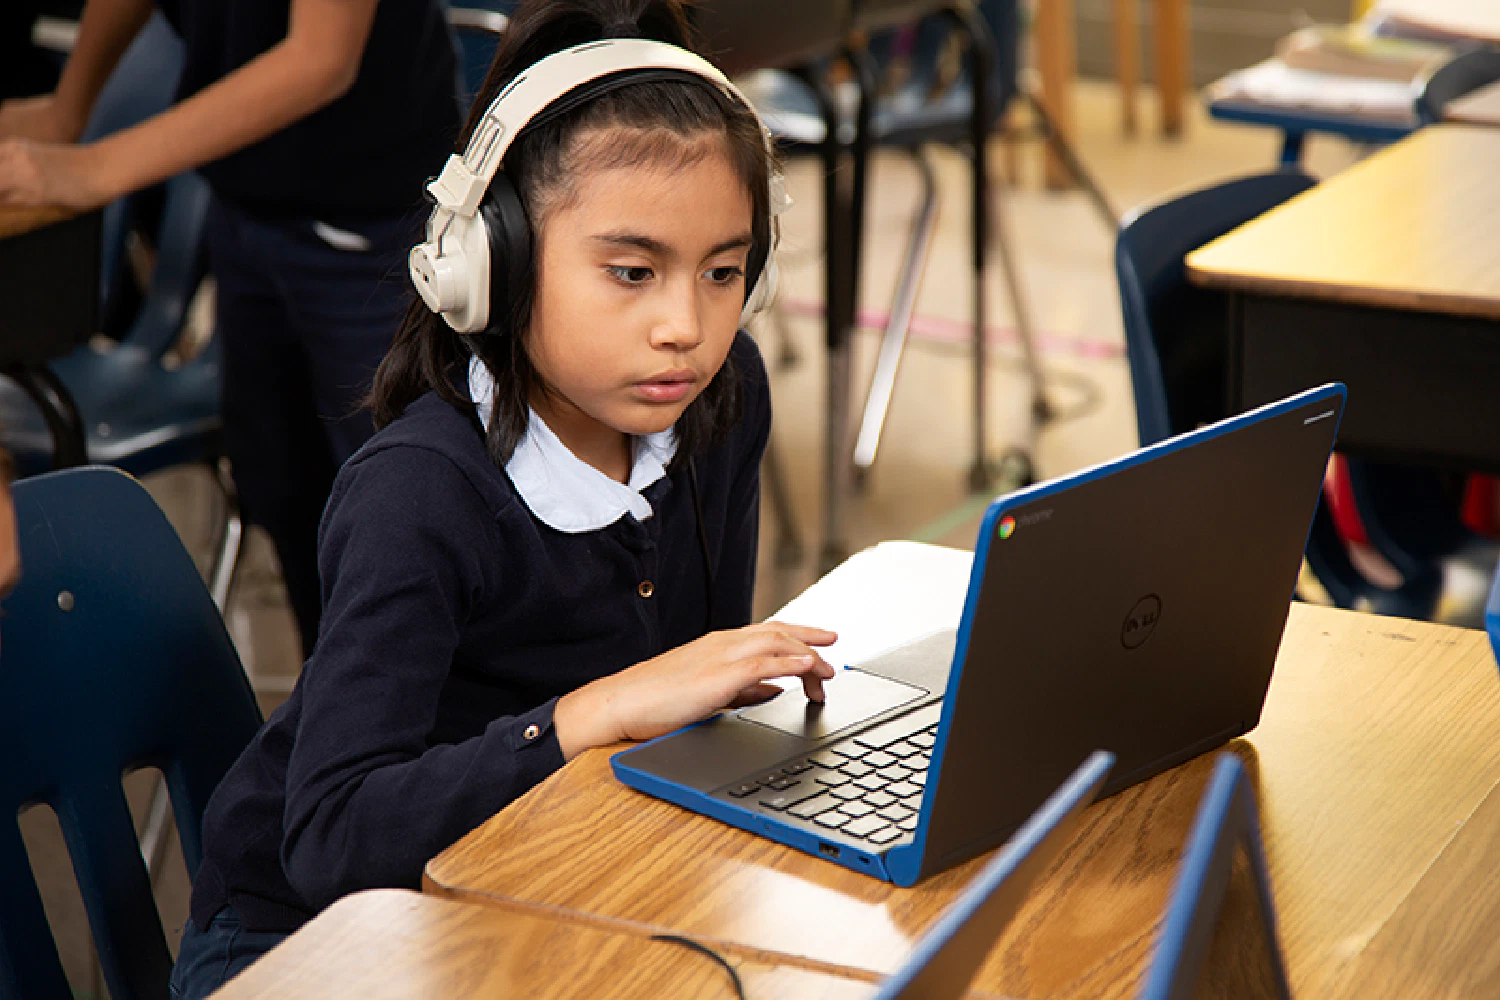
[
  {"left": 886, "top": 384, "right": 1345, "bottom": 886},
  {"left": 1142, "top": 753, "right": 1292, "bottom": 999},
  {"left": 877, "top": 750, "right": 1115, "bottom": 1000}
]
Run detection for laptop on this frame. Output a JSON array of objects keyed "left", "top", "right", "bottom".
[
  {"left": 876, "top": 750, "right": 1114, "bottom": 999},
  {"left": 613, "top": 384, "right": 1345, "bottom": 887},
  {"left": 1142, "top": 753, "right": 1292, "bottom": 999}
]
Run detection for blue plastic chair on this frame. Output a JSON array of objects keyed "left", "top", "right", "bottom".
[
  {"left": 0, "top": 13, "right": 244, "bottom": 608},
  {"left": 1415, "top": 45, "right": 1500, "bottom": 125},
  {"left": 447, "top": 3, "right": 511, "bottom": 110},
  {"left": 0, "top": 467, "right": 262, "bottom": 998},
  {"left": 1116, "top": 171, "right": 1440, "bottom": 619}
]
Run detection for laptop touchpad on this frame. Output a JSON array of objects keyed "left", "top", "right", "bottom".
[{"left": 736, "top": 669, "right": 928, "bottom": 740}]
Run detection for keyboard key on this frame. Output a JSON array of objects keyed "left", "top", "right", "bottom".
[
  {"left": 844, "top": 815, "right": 888, "bottom": 838},
  {"left": 829, "top": 739, "right": 864, "bottom": 758},
  {"left": 782, "top": 761, "right": 814, "bottom": 775},
  {"left": 755, "top": 772, "right": 783, "bottom": 786},
  {"left": 814, "top": 810, "right": 851, "bottom": 830},
  {"left": 727, "top": 782, "right": 759, "bottom": 798},
  {"left": 807, "top": 750, "right": 843, "bottom": 768},
  {"left": 759, "top": 785, "right": 823, "bottom": 811},
  {"left": 788, "top": 793, "right": 842, "bottom": 819},
  {"left": 830, "top": 784, "right": 863, "bottom": 801},
  {"left": 867, "top": 825, "right": 902, "bottom": 845},
  {"left": 885, "top": 741, "right": 920, "bottom": 758},
  {"left": 887, "top": 781, "right": 921, "bottom": 799},
  {"left": 913, "top": 753, "right": 932, "bottom": 769},
  {"left": 864, "top": 790, "right": 896, "bottom": 809},
  {"left": 863, "top": 750, "right": 897, "bottom": 769},
  {"left": 909, "top": 773, "right": 927, "bottom": 787},
  {"left": 840, "top": 761, "right": 874, "bottom": 778},
  {"left": 816, "top": 771, "right": 851, "bottom": 788},
  {"left": 897, "top": 814, "right": 919, "bottom": 830},
  {"left": 854, "top": 774, "right": 886, "bottom": 792},
  {"left": 766, "top": 777, "right": 800, "bottom": 791},
  {"left": 842, "top": 800, "right": 876, "bottom": 818},
  {"left": 909, "top": 733, "right": 936, "bottom": 749},
  {"left": 876, "top": 765, "right": 911, "bottom": 783},
  {"left": 876, "top": 804, "right": 912, "bottom": 823}
]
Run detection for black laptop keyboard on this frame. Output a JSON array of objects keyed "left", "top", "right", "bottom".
[{"left": 724, "top": 716, "right": 941, "bottom": 847}]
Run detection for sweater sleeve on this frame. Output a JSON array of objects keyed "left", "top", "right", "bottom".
[
  {"left": 279, "top": 445, "right": 564, "bottom": 911},
  {"left": 712, "top": 333, "right": 772, "bottom": 629}
]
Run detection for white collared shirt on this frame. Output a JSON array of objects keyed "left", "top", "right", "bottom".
[{"left": 468, "top": 356, "right": 678, "bottom": 533}]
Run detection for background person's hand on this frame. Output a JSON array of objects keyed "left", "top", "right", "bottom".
[
  {"left": 0, "top": 139, "right": 115, "bottom": 211},
  {"left": 554, "top": 621, "right": 839, "bottom": 759}
]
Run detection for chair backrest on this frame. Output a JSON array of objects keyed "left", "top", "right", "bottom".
[
  {"left": 448, "top": 4, "right": 510, "bottom": 111},
  {"left": 1115, "top": 171, "right": 1316, "bottom": 447},
  {"left": 0, "top": 467, "right": 262, "bottom": 998},
  {"left": 1416, "top": 44, "right": 1500, "bottom": 125},
  {"left": 123, "top": 168, "right": 213, "bottom": 360},
  {"left": 693, "top": 0, "right": 852, "bottom": 76},
  {"left": 80, "top": 13, "right": 185, "bottom": 314}
]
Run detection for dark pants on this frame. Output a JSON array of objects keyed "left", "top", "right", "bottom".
[
  {"left": 169, "top": 906, "right": 287, "bottom": 999},
  {"left": 206, "top": 199, "right": 419, "bottom": 655}
]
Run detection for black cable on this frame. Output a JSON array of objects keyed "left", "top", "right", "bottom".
[
  {"left": 687, "top": 458, "right": 716, "bottom": 631},
  {"left": 649, "top": 933, "right": 746, "bottom": 999}
]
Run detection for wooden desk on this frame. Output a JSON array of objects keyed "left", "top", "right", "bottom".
[
  {"left": 426, "top": 542, "right": 1500, "bottom": 998},
  {"left": 1185, "top": 125, "right": 1500, "bottom": 471},
  {"left": 217, "top": 889, "right": 873, "bottom": 1000},
  {"left": 1445, "top": 78, "right": 1500, "bottom": 127}
]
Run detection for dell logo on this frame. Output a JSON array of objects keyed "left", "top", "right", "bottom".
[{"left": 1121, "top": 594, "right": 1162, "bottom": 650}]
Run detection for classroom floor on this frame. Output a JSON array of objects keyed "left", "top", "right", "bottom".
[{"left": 24, "top": 79, "right": 1490, "bottom": 995}]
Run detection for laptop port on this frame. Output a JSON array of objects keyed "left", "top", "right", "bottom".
[{"left": 817, "top": 841, "right": 841, "bottom": 859}]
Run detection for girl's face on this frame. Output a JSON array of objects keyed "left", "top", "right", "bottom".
[{"left": 524, "top": 139, "right": 754, "bottom": 475}]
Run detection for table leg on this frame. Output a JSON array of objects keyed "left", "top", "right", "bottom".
[
  {"left": 1035, "top": 0, "right": 1078, "bottom": 190},
  {"left": 5, "top": 364, "right": 87, "bottom": 469},
  {"left": 1153, "top": 0, "right": 1189, "bottom": 136}
]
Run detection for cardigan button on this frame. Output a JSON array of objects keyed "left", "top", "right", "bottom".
[
  {"left": 637, "top": 580, "right": 655, "bottom": 599},
  {"left": 523, "top": 724, "right": 540, "bottom": 742}
]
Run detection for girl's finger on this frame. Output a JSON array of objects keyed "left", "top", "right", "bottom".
[
  {"left": 799, "top": 670, "right": 827, "bottom": 704},
  {"left": 762, "top": 620, "right": 839, "bottom": 646},
  {"left": 727, "top": 682, "right": 784, "bottom": 708}
]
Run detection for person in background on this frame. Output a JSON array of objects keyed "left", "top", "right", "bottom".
[
  {"left": 0, "top": 0, "right": 460, "bottom": 657},
  {"left": 0, "top": 448, "right": 18, "bottom": 612}
]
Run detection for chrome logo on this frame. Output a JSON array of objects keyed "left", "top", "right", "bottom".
[{"left": 998, "top": 515, "right": 1016, "bottom": 539}]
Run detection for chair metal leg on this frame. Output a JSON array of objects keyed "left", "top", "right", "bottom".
[
  {"left": 762, "top": 438, "right": 805, "bottom": 568},
  {"left": 1023, "top": 87, "right": 1121, "bottom": 230},
  {"left": 852, "top": 146, "right": 940, "bottom": 484},
  {"left": 208, "top": 456, "right": 245, "bottom": 614},
  {"left": 989, "top": 172, "right": 1051, "bottom": 421}
]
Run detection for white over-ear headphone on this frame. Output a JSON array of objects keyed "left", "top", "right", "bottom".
[{"left": 409, "top": 37, "right": 788, "bottom": 334}]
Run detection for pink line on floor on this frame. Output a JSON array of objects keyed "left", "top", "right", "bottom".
[{"left": 777, "top": 298, "right": 1126, "bottom": 361}]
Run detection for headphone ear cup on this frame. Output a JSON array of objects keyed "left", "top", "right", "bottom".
[{"left": 479, "top": 173, "right": 532, "bottom": 334}]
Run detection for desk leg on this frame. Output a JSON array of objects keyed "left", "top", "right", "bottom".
[
  {"left": 1035, "top": 0, "right": 1078, "bottom": 190},
  {"left": 1153, "top": 0, "right": 1189, "bottom": 136},
  {"left": 5, "top": 364, "right": 87, "bottom": 469},
  {"left": 1114, "top": 0, "right": 1139, "bottom": 135}
]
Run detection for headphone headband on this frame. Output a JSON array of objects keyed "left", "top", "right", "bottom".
[
  {"left": 428, "top": 39, "right": 768, "bottom": 219},
  {"left": 411, "top": 37, "right": 786, "bottom": 333}
]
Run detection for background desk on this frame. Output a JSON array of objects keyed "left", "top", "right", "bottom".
[
  {"left": 426, "top": 542, "right": 1500, "bottom": 998},
  {"left": 1185, "top": 125, "right": 1500, "bottom": 472},
  {"left": 216, "top": 889, "right": 873, "bottom": 1000}
]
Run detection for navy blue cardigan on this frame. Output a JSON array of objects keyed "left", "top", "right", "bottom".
[{"left": 190, "top": 333, "right": 770, "bottom": 933}]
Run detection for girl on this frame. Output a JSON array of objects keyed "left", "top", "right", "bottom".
[{"left": 172, "top": 1, "right": 836, "bottom": 995}]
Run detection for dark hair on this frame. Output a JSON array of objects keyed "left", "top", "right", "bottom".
[{"left": 370, "top": 0, "right": 772, "bottom": 468}]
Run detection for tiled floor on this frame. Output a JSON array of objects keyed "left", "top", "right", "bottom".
[{"left": 24, "top": 79, "right": 1491, "bottom": 994}]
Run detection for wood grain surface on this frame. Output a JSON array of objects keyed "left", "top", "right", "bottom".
[
  {"left": 0, "top": 205, "right": 74, "bottom": 241},
  {"left": 1185, "top": 126, "right": 1500, "bottom": 319},
  {"left": 1444, "top": 78, "right": 1500, "bottom": 127},
  {"left": 215, "top": 889, "right": 876, "bottom": 1000},
  {"left": 426, "top": 600, "right": 1500, "bottom": 998}
]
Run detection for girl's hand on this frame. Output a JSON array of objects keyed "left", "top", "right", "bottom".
[
  {"left": 0, "top": 140, "right": 116, "bottom": 211},
  {"left": 0, "top": 95, "right": 85, "bottom": 144},
  {"left": 554, "top": 621, "right": 839, "bottom": 760}
]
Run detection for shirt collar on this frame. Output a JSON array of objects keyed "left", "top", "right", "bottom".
[{"left": 469, "top": 356, "right": 678, "bottom": 533}]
